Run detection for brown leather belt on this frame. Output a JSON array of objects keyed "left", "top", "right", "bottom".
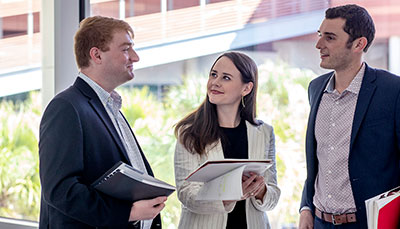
[{"left": 315, "top": 208, "right": 357, "bottom": 225}]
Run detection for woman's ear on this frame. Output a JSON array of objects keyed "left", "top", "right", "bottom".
[{"left": 242, "top": 82, "right": 254, "bottom": 96}]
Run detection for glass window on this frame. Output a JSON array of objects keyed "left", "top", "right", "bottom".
[
  {"left": 91, "top": 0, "right": 120, "bottom": 18},
  {"left": 0, "top": 0, "right": 41, "bottom": 224},
  {"left": 168, "top": 0, "right": 198, "bottom": 10},
  {"left": 126, "top": 0, "right": 161, "bottom": 16}
]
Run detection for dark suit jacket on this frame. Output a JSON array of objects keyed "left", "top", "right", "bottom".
[
  {"left": 300, "top": 63, "right": 400, "bottom": 228},
  {"left": 39, "top": 77, "right": 162, "bottom": 229}
]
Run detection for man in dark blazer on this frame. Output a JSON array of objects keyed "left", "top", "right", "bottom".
[
  {"left": 39, "top": 16, "right": 167, "bottom": 228},
  {"left": 299, "top": 4, "right": 400, "bottom": 228}
]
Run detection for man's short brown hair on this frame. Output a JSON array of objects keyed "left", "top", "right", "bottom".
[
  {"left": 326, "top": 4, "right": 375, "bottom": 52},
  {"left": 74, "top": 16, "right": 134, "bottom": 69}
]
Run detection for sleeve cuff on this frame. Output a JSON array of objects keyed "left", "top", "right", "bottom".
[{"left": 300, "top": 206, "right": 312, "bottom": 213}]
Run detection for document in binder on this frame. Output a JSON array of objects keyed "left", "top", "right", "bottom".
[
  {"left": 185, "top": 159, "right": 272, "bottom": 200},
  {"left": 365, "top": 186, "right": 400, "bottom": 229},
  {"left": 92, "top": 161, "right": 175, "bottom": 202}
]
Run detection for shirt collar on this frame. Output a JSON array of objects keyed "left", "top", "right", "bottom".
[
  {"left": 324, "top": 62, "right": 366, "bottom": 95},
  {"left": 78, "top": 72, "right": 122, "bottom": 112}
]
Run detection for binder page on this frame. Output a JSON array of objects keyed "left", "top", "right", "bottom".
[
  {"left": 196, "top": 165, "right": 245, "bottom": 200},
  {"left": 186, "top": 159, "right": 272, "bottom": 182}
]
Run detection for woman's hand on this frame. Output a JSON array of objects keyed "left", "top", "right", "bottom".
[
  {"left": 222, "top": 172, "right": 267, "bottom": 206},
  {"left": 242, "top": 172, "right": 267, "bottom": 201},
  {"left": 222, "top": 200, "right": 236, "bottom": 207}
]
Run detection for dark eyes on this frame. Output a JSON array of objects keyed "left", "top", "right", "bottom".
[
  {"left": 317, "top": 32, "right": 335, "bottom": 41},
  {"left": 209, "top": 72, "right": 231, "bottom": 80}
]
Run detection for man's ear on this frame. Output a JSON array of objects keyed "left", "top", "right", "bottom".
[
  {"left": 353, "top": 37, "right": 368, "bottom": 52},
  {"left": 89, "top": 47, "right": 102, "bottom": 64},
  {"left": 242, "top": 82, "right": 254, "bottom": 96}
]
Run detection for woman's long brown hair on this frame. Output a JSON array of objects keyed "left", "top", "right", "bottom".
[{"left": 174, "top": 51, "right": 259, "bottom": 155}]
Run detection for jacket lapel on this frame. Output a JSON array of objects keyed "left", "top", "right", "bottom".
[
  {"left": 350, "top": 64, "right": 377, "bottom": 150},
  {"left": 74, "top": 78, "right": 131, "bottom": 163},
  {"left": 308, "top": 73, "right": 332, "bottom": 146},
  {"left": 246, "top": 121, "right": 263, "bottom": 159}
]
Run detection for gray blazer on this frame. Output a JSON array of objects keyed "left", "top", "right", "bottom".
[{"left": 174, "top": 121, "right": 280, "bottom": 229}]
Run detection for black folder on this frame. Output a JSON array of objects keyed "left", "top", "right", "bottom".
[{"left": 92, "top": 161, "right": 175, "bottom": 202}]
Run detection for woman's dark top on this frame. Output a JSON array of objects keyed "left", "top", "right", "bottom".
[{"left": 219, "top": 119, "right": 248, "bottom": 229}]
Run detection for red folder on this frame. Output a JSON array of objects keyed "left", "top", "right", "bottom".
[
  {"left": 365, "top": 186, "right": 400, "bottom": 229},
  {"left": 377, "top": 192, "right": 400, "bottom": 229}
]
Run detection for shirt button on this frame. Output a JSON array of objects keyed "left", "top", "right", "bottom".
[
  {"left": 328, "top": 195, "right": 332, "bottom": 198},
  {"left": 328, "top": 170, "right": 332, "bottom": 174},
  {"left": 335, "top": 101, "right": 339, "bottom": 105},
  {"left": 332, "top": 123, "right": 335, "bottom": 127},
  {"left": 330, "top": 147, "right": 334, "bottom": 150}
]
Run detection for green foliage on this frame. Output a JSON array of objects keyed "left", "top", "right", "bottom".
[
  {"left": 257, "top": 61, "right": 315, "bottom": 226},
  {"left": 0, "top": 60, "right": 315, "bottom": 227},
  {"left": 0, "top": 93, "right": 41, "bottom": 221},
  {"left": 162, "top": 75, "right": 207, "bottom": 120},
  {"left": 118, "top": 77, "right": 207, "bottom": 227}
]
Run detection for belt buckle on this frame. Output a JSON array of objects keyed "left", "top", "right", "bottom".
[{"left": 331, "top": 214, "right": 342, "bottom": 225}]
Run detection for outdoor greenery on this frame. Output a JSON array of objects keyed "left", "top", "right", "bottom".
[
  {"left": 0, "top": 93, "right": 41, "bottom": 220},
  {"left": 0, "top": 60, "right": 315, "bottom": 228}
]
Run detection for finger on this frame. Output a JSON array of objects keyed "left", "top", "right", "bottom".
[
  {"left": 149, "top": 203, "right": 165, "bottom": 219},
  {"left": 253, "top": 177, "right": 265, "bottom": 189},
  {"left": 242, "top": 174, "right": 252, "bottom": 181},
  {"left": 241, "top": 192, "right": 251, "bottom": 199},
  {"left": 242, "top": 175, "right": 257, "bottom": 189},
  {"left": 254, "top": 180, "right": 265, "bottom": 191},
  {"left": 242, "top": 186, "right": 255, "bottom": 197},
  {"left": 247, "top": 182, "right": 265, "bottom": 197},
  {"left": 250, "top": 184, "right": 262, "bottom": 196},
  {"left": 150, "top": 196, "right": 168, "bottom": 206},
  {"left": 244, "top": 183, "right": 260, "bottom": 197},
  {"left": 248, "top": 172, "right": 258, "bottom": 177},
  {"left": 245, "top": 178, "right": 263, "bottom": 192},
  {"left": 243, "top": 175, "right": 265, "bottom": 196},
  {"left": 244, "top": 189, "right": 258, "bottom": 199},
  {"left": 243, "top": 185, "right": 258, "bottom": 196},
  {"left": 253, "top": 175, "right": 265, "bottom": 183},
  {"left": 253, "top": 184, "right": 266, "bottom": 197},
  {"left": 154, "top": 203, "right": 165, "bottom": 211},
  {"left": 242, "top": 173, "right": 256, "bottom": 181}
]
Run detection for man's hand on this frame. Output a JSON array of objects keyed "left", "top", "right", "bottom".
[
  {"left": 299, "top": 209, "right": 313, "bottom": 229},
  {"left": 129, "top": 196, "right": 167, "bottom": 221}
]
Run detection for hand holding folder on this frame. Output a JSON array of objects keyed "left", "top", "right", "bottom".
[{"left": 185, "top": 159, "right": 272, "bottom": 200}]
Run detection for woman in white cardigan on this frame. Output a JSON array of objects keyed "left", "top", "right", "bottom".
[{"left": 174, "top": 51, "right": 280, "bottom": 229}]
